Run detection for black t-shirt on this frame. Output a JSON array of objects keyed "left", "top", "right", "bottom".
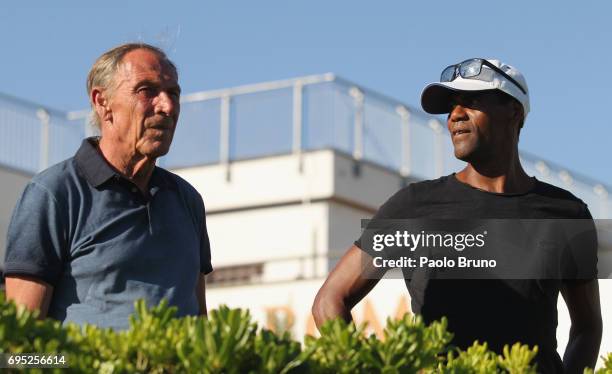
[{"left": 356, "top": 174, "right": 593, "bottom": 374}]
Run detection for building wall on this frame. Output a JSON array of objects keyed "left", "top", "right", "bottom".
[
  {"left": 176, "top": 151, "right": 336, "bottom": 212},
  {"left": 206, "top": 203, "right": 329, "bottom": 267},
  {"left": 206, "top": 277, "right": 411, "bottom": 340}
]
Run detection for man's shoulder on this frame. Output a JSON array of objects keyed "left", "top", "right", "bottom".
[
  {"left": 29, "top": 157, "right": 81, "bottom": 196},
  {"left": 533, "top": 179, "right": 584, "bottom": 202},
  {"left": 378, "top": 175, "right": 453, "bottom": 212},
  {"left": 156, "top": 168, "right": 207, "bottom": 225},
  {"left": 156, "top": 167, "right": 203, "bottom": 201},
  {"left": 408, "top": 175, "right": 454, "bottom": 193},
  {"left": 532, "top": 179, "right": 589, "bottom": 216},
  {"left": 396, "top": 175, "right": 455, "bottom": 202}
]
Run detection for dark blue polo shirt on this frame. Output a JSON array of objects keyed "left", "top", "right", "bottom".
[{"left": 4, "top": 138, "right": 213, "bottom": 329}]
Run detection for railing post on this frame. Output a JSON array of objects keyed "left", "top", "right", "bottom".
[
  {"left": 559, "top": 170, "right": 573, "bottom": 187},
  {"left": 593, "top": 184, "right": 609, "bottom": 218},
  {"left": 36, "top": 108, "right": 50, "bottom": 171},
  {"left": 396, "top": 105, "right": 411, "bottom": 178},
  {"left": 220, "top": 94, "right": 231, "bottom": 181},
  {"left": 292, "top": 80, "right": 304, "bottom": 172},
  {"left": 349, "top": 86, "right": 364, "bottom": 162},
  {"left": 535, "top": 160, "right": 550, "bottom": 177},
  {"left": 428, "top": 118, "right": 444, "bottom": 178}
]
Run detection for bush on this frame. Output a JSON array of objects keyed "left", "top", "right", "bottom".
[{"left": 0, "top": 293, "right": 610, "bottom": 373}]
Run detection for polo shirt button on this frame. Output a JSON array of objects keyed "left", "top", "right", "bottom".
[{"left": 131, "top": 187, "right": 138, "bottom": 193}]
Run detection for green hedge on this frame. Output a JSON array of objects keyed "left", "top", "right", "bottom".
[{"left": 0, "top": 294, "right": 610, "bottom": 373}]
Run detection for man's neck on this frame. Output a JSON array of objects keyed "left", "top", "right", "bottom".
[
  {"left": 98, "top": 138, "right": 156, "bottom": 193},
  {"left": 455, "top": 155, "right": 534, "bottom": 194}
]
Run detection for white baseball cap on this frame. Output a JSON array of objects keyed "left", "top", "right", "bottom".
[{"left": 421, "top": 58, "right": 530, "bottom": 118}]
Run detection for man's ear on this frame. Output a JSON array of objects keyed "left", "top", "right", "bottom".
[
  {"left": 511, "top": 101, "right": 524, "bottom": 129},
  {"left": 503, "top": 99, "right": 523, "bottom": 129},
  {"left": 91, "top": 88, "right": 112, "bottom": 125},
  {"left": 509, "top": 100, "right": 524, "bottom": 139}
]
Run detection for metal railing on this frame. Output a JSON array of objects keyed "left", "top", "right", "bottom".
[{"left": 1, "top": 74, "right": 610, "bottom": 217}]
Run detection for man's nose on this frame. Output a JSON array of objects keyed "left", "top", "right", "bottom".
[
  {"left": 154, "top": 91, "right": 179, "bottom": 116},
  {"left": 449, "top": 104, "right": 468, "bottom": 122}
]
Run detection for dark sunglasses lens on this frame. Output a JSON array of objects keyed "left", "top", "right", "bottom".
[
  {"left": 440, "top": 66, "right": 456, "bottom": 82},
  {"left": 459, "top": 59, "right": 483, "bottom": 78}
]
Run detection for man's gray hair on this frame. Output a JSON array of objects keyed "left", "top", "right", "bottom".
[{"left": 86, "top": 43, "right": 177, "bottom": 129}]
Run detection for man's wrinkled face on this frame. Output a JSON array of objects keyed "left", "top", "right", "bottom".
[
  {"left": 106, "top": 48, "right": 181, "bottom": 159},
  {"left": 446, "top": 91, "right": 516, "bottom": 163}
]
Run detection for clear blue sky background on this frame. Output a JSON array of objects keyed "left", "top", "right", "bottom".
[{"left": 1, "top": 1, "right": 610, "bottom": 186}]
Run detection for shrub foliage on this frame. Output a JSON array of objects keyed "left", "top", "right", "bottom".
[{"left": 0, "top": 293, "right": 609, "bottom": 373}]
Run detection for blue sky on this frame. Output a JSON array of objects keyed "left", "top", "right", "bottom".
[{"left": 1, "top": 1, "right": 611, "bottom": 185}]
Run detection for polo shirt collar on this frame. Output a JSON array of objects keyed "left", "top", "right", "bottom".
[
  {"left": 75, "top": 137, "right": 117, "bottom": 188},
  {"left": 150, "top": 167, "right": 176, "bottom": 190},
  {"left": 75, "top": 137, "right": 176, "bottom": 190}
]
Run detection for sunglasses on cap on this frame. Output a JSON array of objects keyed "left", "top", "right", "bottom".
[{"left": 440, "top": 58, "right": 527, "bottom": 95}]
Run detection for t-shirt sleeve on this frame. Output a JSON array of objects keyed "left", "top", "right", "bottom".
[
  {"left": 199, "top": 202, "right": 213, "bottom": 275},
  {"left": 562, "top": 203, "right": 598, "bottom": 284},
  {"left": 354, "top": 185, "right": 413, "bottom": 252},
  {"left": 3, "top": 182, "right": 67, "bottom": 285}
]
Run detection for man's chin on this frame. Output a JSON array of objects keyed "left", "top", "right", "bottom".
[
  {"left": 139, "top": 141, "right": 172, "bottom": 159},
  {"left": 454, "top": 148, "right": 474, "bottom": 162},
  {"left": 453, "top": 141, "right": 482, "bottom": 163},
  {"left": 454, "top": 147, "right": 490, "bottom": 165}
]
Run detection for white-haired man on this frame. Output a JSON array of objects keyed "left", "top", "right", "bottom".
[{"left": 4, "top": 43, "right": 213, "bottom": 329}]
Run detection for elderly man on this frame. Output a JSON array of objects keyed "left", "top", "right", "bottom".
[
  {"left": 312, "top": 58, "right": 602, "bottom": 373},
  {"left": 4, "top": 43, "right": 212, "bottom": 329}
]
